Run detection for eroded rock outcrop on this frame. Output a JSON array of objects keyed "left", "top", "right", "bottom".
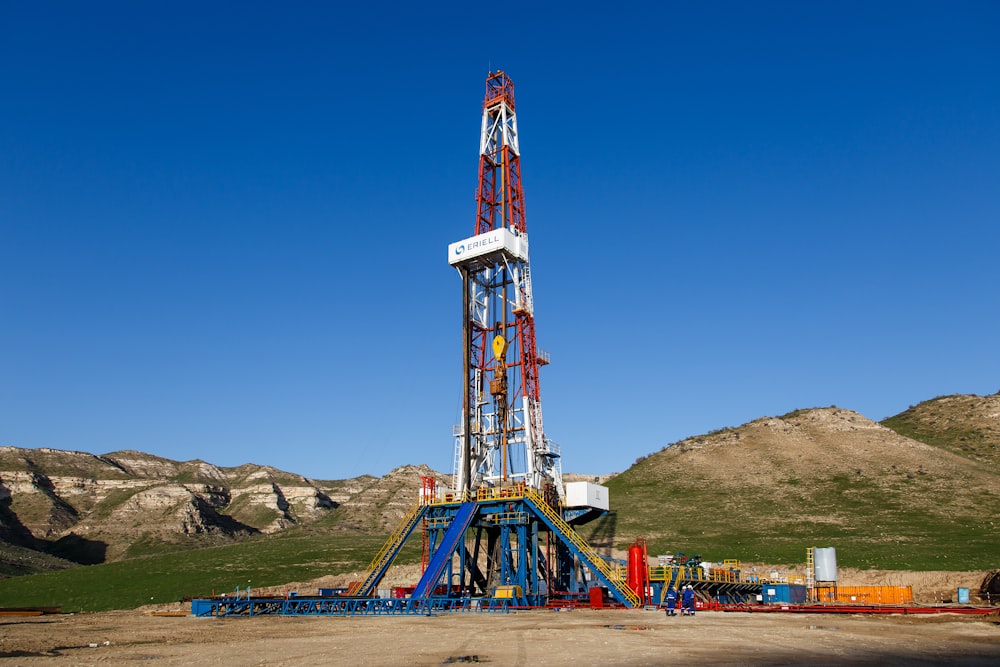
[{"left": 0, "top": 446, "right": 375, "bottom": 563}]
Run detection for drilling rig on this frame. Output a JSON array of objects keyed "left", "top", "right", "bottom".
[
  {"left": 350, "top": 71, "right": 636, "bottom": 608},
  {"left": 187, "top": 72, "right": 767, "bottom": 618}
]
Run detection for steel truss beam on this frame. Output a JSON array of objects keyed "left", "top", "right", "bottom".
[{"left": 191, "top": 596, "right": 512, "bottom": 617}]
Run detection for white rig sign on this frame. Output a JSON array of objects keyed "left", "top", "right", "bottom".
[{"left": 448, "top": 227, "right": 529, "bottom": 266}]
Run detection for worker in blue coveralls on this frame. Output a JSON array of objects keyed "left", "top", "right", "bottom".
[
  {"left": 681, "top": 584, "right": 696, "bottom": 616},
  {"left": 664, "top": 587, "right": 678, "bottom": 616}
]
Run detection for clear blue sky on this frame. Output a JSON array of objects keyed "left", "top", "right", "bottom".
[{"left": 2, "top": 2, "right": 997, "bottom": 480}]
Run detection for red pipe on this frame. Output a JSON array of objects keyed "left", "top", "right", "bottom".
[{"left": 718, "top": 604, "right": 998, "bottom": 616}]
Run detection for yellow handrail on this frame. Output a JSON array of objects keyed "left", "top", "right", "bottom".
[
  {"left": 425, "top": 488, "right": 476, "bottom": 505},
  {"left": 350, "top": 501, "right": 424, "bottom": 596},
  {"left": 523, "top": 487, "right": 641, "bottom": 608},
  {"left": 649, "top": 564, "right": 746, "bottom": 585}
]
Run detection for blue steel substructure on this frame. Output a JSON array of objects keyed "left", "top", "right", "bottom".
[
  {"left": 191, "top": 596, "right": 511, "bottom": 617},
  {"left": 412, "top": 489, "right": 639, "bottom": 608},
  {"left": 411, "top": 502, "right": 478, "bottom": 597},
  {"left": 415, "top": 497, "right": 548, "bottom": 606},
  {"left": 188, "top": 489, "right": 637, "bottom": 616}
]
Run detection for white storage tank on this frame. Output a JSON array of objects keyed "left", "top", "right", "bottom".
[
  {"left": 564, "top": 482, "right": 609, "bottom": 511},
  {"left": 814, "top": 547, "right": 838, "bottom": 582}
]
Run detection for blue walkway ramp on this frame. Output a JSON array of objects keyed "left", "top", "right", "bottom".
[{"left": 411, "top": 502, "right": 478, "bottom": 598}]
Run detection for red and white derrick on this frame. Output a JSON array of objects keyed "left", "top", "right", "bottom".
[{"left": 449, "top": 71, "right": 562, "bottom": 499}]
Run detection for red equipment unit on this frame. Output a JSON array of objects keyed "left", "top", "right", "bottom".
[
  {"left": 420, "top": 476, "right": 436, "bottom": 571},
  {"left": 627, "top": 539, "right": 649, "bottom": 605}
]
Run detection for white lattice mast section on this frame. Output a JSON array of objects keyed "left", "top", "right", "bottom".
[{"left": 448, "top": 71, "right": 562, "bottom": 499}]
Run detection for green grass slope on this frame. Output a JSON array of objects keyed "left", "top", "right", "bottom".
[
  {"left": 0, "top": 528, "right": 420, "bottom": 612},
  {"left": 583, "top": 407, "right": 1000, "bottom": 570},
  {"left": 881, "top": 392, "right": 1000, "bottom": 466},
  {"left": 0, "top": 542, "right": 78, "bottom": 578}
]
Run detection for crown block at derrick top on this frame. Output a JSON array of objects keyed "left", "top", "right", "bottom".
[{"left": 448, "top": 227, "right": 529, "bottom": 266}]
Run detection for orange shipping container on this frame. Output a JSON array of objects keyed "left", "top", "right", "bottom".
[{"left": 813, "top": 585, "right": 913, "bottom": 604}]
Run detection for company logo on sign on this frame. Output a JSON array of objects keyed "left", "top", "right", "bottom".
[
  {"left": 449, "top": 228, "right": 526, "bottom": 266},
  {"left": 454, "top": 233, "right": 500, "bottom": 256}
]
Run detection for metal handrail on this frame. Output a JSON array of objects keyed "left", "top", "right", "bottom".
[
  {"left": 523, "top": 487, "right": 641, "bottom": 608},
  {"left": 350, "top": 501, "right": 425, "bottom": 596}
]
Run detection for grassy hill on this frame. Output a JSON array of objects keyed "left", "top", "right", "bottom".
[
  {"left": 0, "top": 526, "right": 422, "bottom": 612},
  {"left": 881, "top": 392, "right": 1000, "bottom": 466},
  {"left": 582, "top": 407, "right": 1000, "bottom": 570}
]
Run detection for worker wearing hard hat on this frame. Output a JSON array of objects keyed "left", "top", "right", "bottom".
[
  {"left": 681, "top": 585, "right": 696, "bottom": 616},
  {"left": 664, "top": 587, "right": 678, "bottom": 616}
]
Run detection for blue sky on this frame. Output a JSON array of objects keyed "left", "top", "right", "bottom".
[{"left": 2, "top": 2, "right": 997, "bottom": 480}]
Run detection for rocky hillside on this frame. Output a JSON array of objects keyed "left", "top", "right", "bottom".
[
  {"left": 587, "top": 405, "right": 1000, "bottom": 570},
  {"left": 881, "top": 392, "right": 1000, "bottom": 466},
  {"left": 3, "top": 391, "right": 997, "bottom": 577},
  {"left": 0, "top": 446, "right": 383, "bottom": 566},
  {"left": 324, "top": 464, "right": 448, "bottom": 533}
]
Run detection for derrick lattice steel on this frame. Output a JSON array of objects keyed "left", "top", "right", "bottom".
[
  {"left": 450, "top": 70, "right": 562, "bottom": 500},
  {"left": 410, "top": 71, "right": 627, "bottom": 608}
]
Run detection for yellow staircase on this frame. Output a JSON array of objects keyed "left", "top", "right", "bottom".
[
  {"left": 348, "top": 501, "right": 427, "bottom": 597},
  {"left": 524, "top": 487, "right": 641, "bottom": 608}
]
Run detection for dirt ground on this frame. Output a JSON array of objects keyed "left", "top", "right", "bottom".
[{"left": 2, "top": 607, "right": 999, "bottom": 666}]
